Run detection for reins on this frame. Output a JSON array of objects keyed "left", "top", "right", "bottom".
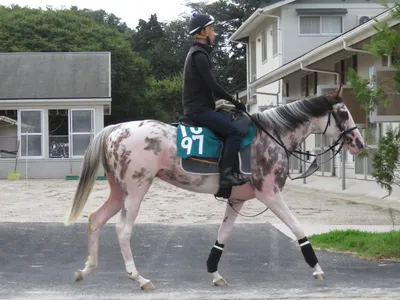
[{"left": 215, "top": 98, "right": 359, "bottom": 218}]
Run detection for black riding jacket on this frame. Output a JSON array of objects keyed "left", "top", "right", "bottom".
[{"left": 182, "top": 43, "right": 234, "bottom": 116}]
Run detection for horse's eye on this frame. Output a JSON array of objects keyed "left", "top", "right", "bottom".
[{"left": 338, "top": 110, "right": 348, "bottom": 120}]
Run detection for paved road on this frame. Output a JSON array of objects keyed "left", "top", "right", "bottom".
[{"left": 1, "top": 222, "right": 400, "bottom": 299}]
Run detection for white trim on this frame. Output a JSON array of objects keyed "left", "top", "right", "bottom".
[
  {"left": 249, "top": 8, "right": 399, "bottom": 90},
  {"left": 229, "top": 0, "right": 297, "bottom": 41},
  {"left": 0, "top": 98, "right": 111, "bottom": 105},
  {"left": 18, "top": 109, "right": 45, "bottom": 159},
  {"left": 108, "top": 53, "right": 112, "bottom": 98},
  {"left": 69, "top": 108, "right": 95, "bottom": 158}
]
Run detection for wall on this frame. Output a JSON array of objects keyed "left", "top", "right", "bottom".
[
  {"left": 281, "top": 0, "right": 388, "bottom": 63},
  {"left": 249, "top": 13, "right": 282, "bottom": 111},
  {"left": 0, "top": 102, "right": 105, "bottom": 179}
]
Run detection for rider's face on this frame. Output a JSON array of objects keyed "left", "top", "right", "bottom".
[
  {"left": 208, "top": 26, "right": 216, "bottom": 43},
  {"left": 201, "top": 26, "right": 216, "bottom": 44}
]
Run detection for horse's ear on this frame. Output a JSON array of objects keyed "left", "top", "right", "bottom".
[{"left": 336, "top": 84, "right": 343, "bottom": 99}]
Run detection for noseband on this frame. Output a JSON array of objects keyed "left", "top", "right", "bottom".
[{"left": 322, "top": 109, "right": 358, "bottom": 143}]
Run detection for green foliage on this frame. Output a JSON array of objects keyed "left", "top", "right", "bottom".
[
  {"left": 142, "top": 73, "right": 184, "bottom": 123},
  {"left": 347, "top": 68, "right": 391, "bottom": 114},
  {"left": 347, "top": 3, "right": 400, "bottom": 194},
  {"left": 309, "top": 229, "right": 400, "bottom": 261},
  {"left": 371, "top": 126, "right": 400, "bottom": 195}
]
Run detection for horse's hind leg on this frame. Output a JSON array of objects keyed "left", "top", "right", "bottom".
[
  {"left": 256, "top": 189, "right": 324, "bottom": 280},
  {"left": 115, "top": 177, "right": 155, "bottom": 290},
  {"left": 75, "top": 173, "right": 123, "bottom": 281},
  {"left": 207, "top": 199, "right": 245, "bottom": 286}
]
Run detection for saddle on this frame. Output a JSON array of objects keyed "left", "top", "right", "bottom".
[{"left": 174, "top": 100, "right": 257, "bottom": 199}]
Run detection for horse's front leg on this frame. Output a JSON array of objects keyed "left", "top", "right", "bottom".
[
  {"left": 207, "top": 198, "right": 245, "bottom": 286},
  {"left": 255, "top": 189, "right": 324, "bottom": 280}
]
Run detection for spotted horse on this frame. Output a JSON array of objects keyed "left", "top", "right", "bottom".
[{"left": 64, "top": 85, "right": 365, "bottom": 290}]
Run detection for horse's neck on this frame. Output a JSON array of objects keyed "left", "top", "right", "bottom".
[{"left": 278, "top": 121, "right": 315, "bottom": 152}]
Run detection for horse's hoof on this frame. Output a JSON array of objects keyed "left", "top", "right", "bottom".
[
  {"left": 140, "top": 281, "right": 155, "bottom": 290},
  {"left": 213, "top": 278, "right": 228, "bottom": 286},
  {"left": 313, "top": 271, "right": 325, "bottom": 280},
  {"left": 75, "top": 270, "right": 84, "bottom": 281}
]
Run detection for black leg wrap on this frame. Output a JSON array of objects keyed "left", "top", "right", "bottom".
[
  {"left": 298, "top": 237, "right": 318, "bottom": 268},
  {"left": 206, "top": 240, "right": 225, "bottom": 273}
]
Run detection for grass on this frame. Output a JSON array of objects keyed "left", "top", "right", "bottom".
[{"left": 308, "top": 229, "right": 400, "bottom": 261}]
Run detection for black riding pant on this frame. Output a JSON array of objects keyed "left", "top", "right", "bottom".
[{"left": 187, "top": 109, "right": 244, "bottom": 152}]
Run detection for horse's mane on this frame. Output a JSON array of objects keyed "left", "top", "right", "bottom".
[{"left": 253, "top": 95, "right": 340, "bottom": 135}]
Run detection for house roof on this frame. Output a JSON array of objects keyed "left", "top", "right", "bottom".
[
  {"left": 249, "top": 7, "right": 400, "bottom": 90},
  {"left": 230, "top": 0, "right": 297, "bottom": 42},
  {"left": 0, "top": 52, "right": 111, "bottom": 100}
]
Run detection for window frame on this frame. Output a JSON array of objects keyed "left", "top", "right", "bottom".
[
  {"left": 18, "top": 109, "right": 45, "bottom": 159},
  {"left": 261, "top": 30, "right": 268, "bottom": 63},
  {"left": 298, "top": 15, "right": 344, "bottom": 36},
  {"left": 69, "top": 108, "right": 95, "bottom": 158}
]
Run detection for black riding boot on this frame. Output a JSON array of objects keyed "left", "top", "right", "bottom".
[{"left": 219, "top": 148, "right": 249, "bottom": 188}]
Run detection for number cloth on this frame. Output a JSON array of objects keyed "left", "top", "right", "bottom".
[{"left": 176, "top": 122, "right": 257, "bottom": 158}]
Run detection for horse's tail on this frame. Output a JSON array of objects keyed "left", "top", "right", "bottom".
[{"left": 64, "top": 124, "right": 117, "bottom": 226}]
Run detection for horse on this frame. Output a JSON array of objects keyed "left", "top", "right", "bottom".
[{"left": 64, "top": 85, "right": 365, "bottom": 290}]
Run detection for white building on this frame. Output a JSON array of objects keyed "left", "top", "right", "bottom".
[{"left": 230, "top": 1, "right": 399, "bottom": 180}]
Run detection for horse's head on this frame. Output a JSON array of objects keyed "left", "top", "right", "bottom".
[{"left": 316, "top": 85, "right": 365, "bottom": 155}]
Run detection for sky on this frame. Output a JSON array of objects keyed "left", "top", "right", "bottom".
[{"left": 0, "top": 0, "right": 196, "bottom": 29}]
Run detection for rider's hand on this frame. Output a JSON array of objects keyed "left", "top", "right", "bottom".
[{"left": 234, "top": 101, "right": 246, "bottom": 111}]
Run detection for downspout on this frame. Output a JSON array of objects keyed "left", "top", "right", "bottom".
[
  {"left": 343, "top": 39, "right": 392, "bottom": 67},
  {"left": 300, "top": 62, "right": 340, "bottom": 85},
  {"left": 342, "top": 40, "right": 370, "bottom": 54}
]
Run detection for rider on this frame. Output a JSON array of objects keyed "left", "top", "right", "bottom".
[{"left": 182, "top": 11, "right": 249, "bottom": 188}]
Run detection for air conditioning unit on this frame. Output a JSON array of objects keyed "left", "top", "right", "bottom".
[{"left": 357, "top": 15, "right": 372, "bottom": 25}]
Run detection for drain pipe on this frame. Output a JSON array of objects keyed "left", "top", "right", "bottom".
[
  {"left": 300, "top": 62, "right": 341, "bottom": 84},
  {"left": 341, "top": 39, "right": 394, "bottom": 70},
  {"left": 342, "top": 39, "right": 370, "bottom": 54}
]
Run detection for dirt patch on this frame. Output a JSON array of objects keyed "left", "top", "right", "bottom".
[{"left": 0, "top": 178, "right": 398, "bottom": 226}]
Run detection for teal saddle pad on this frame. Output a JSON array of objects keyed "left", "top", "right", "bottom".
[{"left": 176, "top": 122, "right": 256, "bottom": 159}]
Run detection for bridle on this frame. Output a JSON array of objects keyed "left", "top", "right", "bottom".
[
  {"left": 243, "top": 100, "right": 359, "bottom": 180},
  {"left": 216, "top": 98, "right": 359, "bottom": 218}
]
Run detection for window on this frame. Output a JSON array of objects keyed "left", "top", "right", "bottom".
[
  {"left": 301, "top": 75, "right": 308, "bottom": 97},
  {"left": 250, "top": 41, "right": 257, "bottom": 81},
  {"left": 70, "top": 109, "right": 94, "bottom": 157},
  {"left": 261, "top": 30, "right": 267, "bottom": 62},
  {"left": 272, "top": 20, "right": 278, "bottom": 56},
  {"left": 0, "top": 110, "right": 18, "bottom": 159},
  {"left": 19, "top": 110, "right": 44, "bottom": 158},
  {"left": 301, "top": 73, "right": 317, "bottom": 97},
  {"left": 334, "top": 54, "right": 357, "bottom": 84},
  {"left": 284, "top": 82, "right": 290, "bottom": 97},
  {"left": 299, "top": 16, "right": 343, "bottom": 35},
  {"left": 49, "top": 109, "right": 69, "bottom": 158}
]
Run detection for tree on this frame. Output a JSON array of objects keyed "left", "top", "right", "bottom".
[
  {"left": 131, "top": 15, "right": 193, "bottom": 80},
  {"left": 347, "top": 3, "right": 400, "bottom": 195},
  {"left": 0, "top": 5, "right": 151, "bottom": 124},
  {"left": 142, "top": 73, "right": 184, "bottom": 122}
]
